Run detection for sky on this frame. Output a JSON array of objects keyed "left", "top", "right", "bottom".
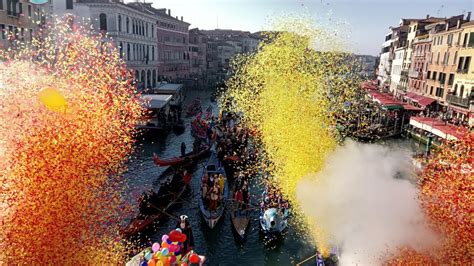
[{"left": 132, "top": 0, "right": 473, "bottom": 56}]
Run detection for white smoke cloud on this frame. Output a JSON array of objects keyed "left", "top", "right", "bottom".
[{"left": 297, "top": 140, "right": 438, "bottom": 265}]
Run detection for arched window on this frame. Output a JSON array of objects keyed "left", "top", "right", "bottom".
[
  {"left": 454, "top": 84, "right": 458, "bottom": 95},
  {"left": 127, "top": 43, "right": 130, "bottom": 61},
  {"left": 151, "top": 25, "right": 154, "bottom": 38},
  {"left": 118, "top": 15, "right": 122, "bottom": 32},
  {"left": 436, "top": 52, "right": 440, "bottom": 64},
  {"left": 126, "top": 17, "right": 129, "bottom": 33},
  {"left": 146, "top": 23, "right": 148, "bottom": 37},
  {"left": 119, "top": 42, "right": 123, "bottom": 58},
  {"left": 141, "top": 70, "right": 145, "bottom": 83},
  {"left": 152, "top": 70, "right": 157, "bottom": 88},
  {"left": 152, "top": 46, "right": 154, "bottom": 61},
  {"left": 132, "top": 20, "right": 135, "bottom": 34},
  {"left": 459, "top": 85, "right": 464, "bottom": 97},
  {"left": 99, "top": 13, "right": 107, "bottom": 31}
]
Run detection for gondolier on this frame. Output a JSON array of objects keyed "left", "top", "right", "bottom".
[{"left": 176, "top": 215, "right": 195, "bottom": 253}]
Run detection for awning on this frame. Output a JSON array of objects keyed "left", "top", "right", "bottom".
[
  {"left": 404, "top": 92, "right": 436, "bottom": 107},
  {"left": 141, "top": 94, "right": 173, "bottom": 109},
  {"left": 409, "top": 116, "right": 468, "bottom": 140}
]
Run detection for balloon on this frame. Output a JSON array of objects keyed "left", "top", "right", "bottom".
[
  {"left": 162, "top": 234, "right": 169, "bottom": 242},
  {"left": 161, "top": 241, "right": 168, "bottom": 249},
  {"left": 38, "top": 87, "right": 68, "bottom": 113},
  {"left": 166, "top": 238, "right": 172, "bottom": 244},
  {"left": 176, "top": 228, "right": 182, "bottom": 233},
  {"left": 181, "top": 263, "right": 188, "bottom": 266},
  {"left": 168, "top": 244, "right": 178, "bottom": 253},
  {"left": 152, "top": 242, "right": 161, "bottom": 253},
  {"left": 140, "top": 261, "right": 148, "bottom": 266},
  {"left": 145, "top": 251, "right": 153, "bottom": 261},
  {"left": 169, "top": 256, "right": 176, "bottom": 264},
  {"left": 189, "top": 253, "right": 200, "bottom": 264},
  {"left": 169, "top": 230, "right": 187, "bottom": 243},
  {"left": 162, "top": 256, "right": 170, "bottom": 266},
  {"left": 161, "top": 248, "right": 169, "bottom": 256},
  {"left": 156, "top": 261, "right": 163, "bottom": 266},
  {"left": 148, "top": 259, "right": 156, "bottom": 266}
]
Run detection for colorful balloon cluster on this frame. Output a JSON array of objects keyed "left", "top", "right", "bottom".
[
  {"left": 137, "top": 230, "right": 203, "bottom": 266},
  {"left": 0, "top": 18, "right": 142, "bottom": 263}
]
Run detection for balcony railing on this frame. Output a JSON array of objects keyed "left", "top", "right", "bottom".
[
  {"left": 446, "top": 94, "right": 471, "bottom": 108},
  {"left": 401, "top": 70, "right": 409, "bottom": 77}
]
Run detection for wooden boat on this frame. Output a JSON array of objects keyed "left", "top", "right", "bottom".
[
  {"left": 259, "top": 186, "right": 289, "bottom": 235},
  {"left": 199, "top": 153, "right": 229, "bottom": 229},
  {"left": 191, "top": 118, "right": 209, "bottom": 140},
  {"left": 229, "top": 191, "right": 251, "bottom": 241},
  {"left": 120, "top": 173, "right": 190, "bottom": 238},
  {"left": 153, "top": 144, "right": 211, "bottom": 167}
]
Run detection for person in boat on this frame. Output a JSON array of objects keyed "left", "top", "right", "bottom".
[
  {"left": 202, "top": 181, "right": 209, "bottom": 206},
  {"left": 209, "top": 183, "right": 219, "bottom": 211},
  {"left": 181, "top": 142, "right": 186, "bottom": 157},
  {"left": 176, "top": 215, "right": 195, "bottom": 254},
  {"left": 218, "top": 174, "right": 225, "bottom": 195},
  {"left": 235, "top": 189, "right": 243, "bottom": 210}
]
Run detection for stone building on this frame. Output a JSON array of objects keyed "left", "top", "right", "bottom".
[
  {"left": 0, "top": 0, "right": 49, "bottom": 50},
  {"left": 189, "top": 28, "right": 207, "bottom": 88}
]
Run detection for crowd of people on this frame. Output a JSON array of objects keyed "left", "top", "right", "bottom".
[
  {"left": 261, "top": 183, "right": 289, "bottom": 211},
  {"left": 201, "top": 172, "right": 226, "bottom": 211}
]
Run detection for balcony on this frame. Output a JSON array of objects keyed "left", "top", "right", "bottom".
[
  {"left": 401, "top": 70, "right": 409, "bottom": 77},
  {"left": 446, "top": 94, "right": 471, "bottom": 108},
  {"left": 408, "top": 70, "right": 421, "bottom": 79}
]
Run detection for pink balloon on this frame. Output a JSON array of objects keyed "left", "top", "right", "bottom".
[
  {"left": 152, "top": 242, "right": 160, "bottom": 253},
  {"left": 161, "top": 234, "right": 169, "bottom": 242},
  {"left": 168, "top": 244, "right": 178, "bottom": 252}
]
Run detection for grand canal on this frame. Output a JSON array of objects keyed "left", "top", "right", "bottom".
[{"left": 123, "top": 89, "right": 425, "bottom": 265}]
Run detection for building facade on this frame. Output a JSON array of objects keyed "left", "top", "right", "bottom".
[
  {"left": 408, "top": 35, "right": 431, "bottom": 95},
  {"left": 0, "top": 0, "right": 49, "bottom": 50},
  {"left": 450, "top": 20, "right": 474, "bottom": 126},
  {"left": 425, "top": 15, "right": 469, "bottom": 108},
  {"left": 189, "top": 28, "right": 207, "bottom": 88},
  {"left": 377, "top": 25, "right": 407, "bottom": 92},
  {"left": 390, "top": 47, "right": 405, "bottom": 92}
]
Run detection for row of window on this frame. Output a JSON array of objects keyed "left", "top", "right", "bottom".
[
  {"left": 433, "top": 31, "right": 474, "bottom": 48},
  {"left": 0, "top": 0, "right": 40, "bottom": 18},
  {"left": 426, "top": 71, "right": 455, "bottom": 85},
  {"left": 158, "top": 21, "right": 187, "bottom": 33},
  {"left": 119, "top": 42, "right": 156, "bottom": 63},
  {"left": 0, "top": 24, "right": 33, "bottom": 42}
]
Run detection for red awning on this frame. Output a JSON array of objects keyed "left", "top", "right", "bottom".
[
  {"left": 410, "top": 116, "right": 469, "bottom": 140},
  {"left": 402, "top": 103, "right": 423, "bottom": 111},
  {"left": 404, "top": 92, "right": 436, "bottom": 107}
]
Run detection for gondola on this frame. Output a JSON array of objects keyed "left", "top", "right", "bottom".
[
  {"left": 229, "top": 188, "right": 251, "bottom": 241},
  {"left": 152, "top": 144, "right": 211, "bottom": 167},
  {"left": 120, "top": 173, "right": 190, "bottom": 238},
  {"left": 199, "top": 153, "right": 229, "bottom": 229}
]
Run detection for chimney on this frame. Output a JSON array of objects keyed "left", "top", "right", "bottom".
[
  {"left": 168, "top": 9, "right": 171, "bottom": 16},
  {"left": 426, "top": 14, "right": 429, "bottom": 19},
  {"left": 176, "top": 16, "right": 178, "bottom": 19},
  {"left": 446, "top": 22, "right": 449, "bottom": 31},
  {"left": 181, "top": 16, "right": 183, "bottom": 21},
  {"left": 466, "top": 11, "right": 471, "bottom": 21},
  {"left": 457, "top": 19, "right": 461, "bottom": 29}
]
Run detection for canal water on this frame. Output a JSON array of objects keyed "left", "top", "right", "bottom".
[{"left": 123, "top": 89, "right": 425, "bottom": 266}]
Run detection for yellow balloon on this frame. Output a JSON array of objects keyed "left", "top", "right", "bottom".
[{"left": 38, "top": 87, "right": 68, "bottom": 112}]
